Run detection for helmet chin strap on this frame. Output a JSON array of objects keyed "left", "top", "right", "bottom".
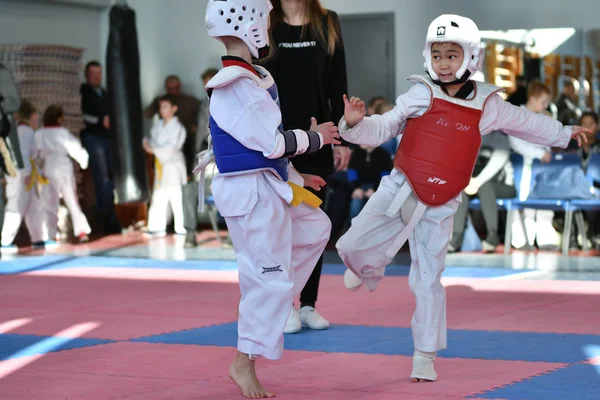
[
  {"left": 427, "top": 70, "right": 472, "bottom": 86},
  {"left": 257, "top": 44, "right": 271, "bottom": 60}
]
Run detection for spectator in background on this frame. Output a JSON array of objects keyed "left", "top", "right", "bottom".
[
  {"left": 145, "top": 75, "right": 200, "bottom": 245},
  {"left": 348, "top": 145, "right": 392, "bottom": 221},
  {"left": 182, "top": 67, "right": 218, "bottom": 248},
  {"left": 509, "top": 81, "right": 559, "bottom": 250},
  {"left": 34, "top": 105, "right": 91, "bottom": 245},
  {"left": 579, "top": 111, "right": 600, "bottom": 172},
  {"left": 143, "top": 95, "right": 186, "bottom": 237},
  {"left": 262, "top": 0, "right": 349, "bottom": 334},
  {"left": 373, "top": 100, "right": 398, "bottom": 156},
  {"left": 1, "top": 100, "right": 48, "bottom": 253},
  {"left": 578, "top": 111, "right": 600, "bottom": 248},
  {"left": 506, "top": 75, "right": 527, "bottom": 106},
  {"left": 556, "top": 77, "right": 582, "bottom": 126},
  {"left": 80, "top": 61, "right": 121, "bottom": 235},
  {"left": 145, "top": 75, "right": 201, "bottom": 176},
  {"left": 367, "top": 96, "right": 386, "bottom": 116},
  {"left": 555, "top": 78, "right": 583, "bottom": 152},
  {"left": 449, "top": 130, "right": 515, "bottom": 253}
]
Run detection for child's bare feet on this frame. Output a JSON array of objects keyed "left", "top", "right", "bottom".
[
  {"left": 410, "top": 351, "right": 437, "bottom": 382},
  {"left": 229, "top": 352, "right": 275, "bottom": 399}
]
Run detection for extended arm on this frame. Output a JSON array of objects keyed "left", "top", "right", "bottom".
[{"left": 339, "top": 84, "right": 429, "bottom": 147}]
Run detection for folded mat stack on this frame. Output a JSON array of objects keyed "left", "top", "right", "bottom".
[{"left": 0, "top": 44, "right": 84, "bottom": 135}]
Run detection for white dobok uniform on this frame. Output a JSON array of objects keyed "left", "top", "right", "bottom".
[
  {"left": 33, "top": 126, "right": 91, "bottom": 239},
  {"left": 336, "top": 75, "right": 572, "bottom": 353},
  {"left": 146, "top": 117, "right": 187, "bottom": 234},
  {"left": 1, "top": 124, "right": 46, "bottom": 245},
  {"left": 201, "top": 63, "right": 331, "bottom": 360}
]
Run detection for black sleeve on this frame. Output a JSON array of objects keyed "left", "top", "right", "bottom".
[
  {"left": 276, "top": 129, "right": 322, "bottom": 158},
  {"left": 326, "top": 11, "right": 348, "bottom": 143}
]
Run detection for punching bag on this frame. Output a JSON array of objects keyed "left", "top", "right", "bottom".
[
  {"left": 0, "top": 63, "right": 24, "bottom": 175},
  {"left": 106, "top": 3, "right": 149, "bottom": 204}
]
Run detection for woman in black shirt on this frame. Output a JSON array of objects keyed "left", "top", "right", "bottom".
[{"left": 261, "top": 0, "right": 349, "bottom": 334}]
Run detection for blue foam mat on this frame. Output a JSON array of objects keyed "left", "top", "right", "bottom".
[
  {"left": 472, "top": 362, "right": 600, "bottom": 400},
  {"left": 130, "top": 323, "right": 600, "bottom": 364},
  {"left": 1, "top": 255, "right": 525, "bottom": 279},
  {"left": 0, "top": 333, "right": 114, "bottom": 360}
]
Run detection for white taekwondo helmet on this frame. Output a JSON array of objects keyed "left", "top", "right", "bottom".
[
  {"left": 423, "top": 14, "right": 484, "bottom": 83},
  {"left": 205, "top": 0, "right": 273, "bottom": 59}
]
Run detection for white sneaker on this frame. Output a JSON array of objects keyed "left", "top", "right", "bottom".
[
  {"left": 299, "top": 306, "right": 330, "bottom": 330},
  {"left": 481, "top": 240, "right": 497, "bottom": 253},
  {"left": 1, "top": 244, "right": 18, "bottom": 254},
  {"left": 283, "top": 307, "right": 301, "bottom": 334},
  {"left": 344, "top": 269, "right": 363, "bottom": 291}
]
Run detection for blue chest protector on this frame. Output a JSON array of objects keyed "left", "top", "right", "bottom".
[{"left": 210, "top": 81, "right": 288, "bottom": 181}]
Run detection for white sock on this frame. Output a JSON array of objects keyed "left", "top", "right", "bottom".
[{"left": 411, "top": 350, "right": 438, "bottom": 382}]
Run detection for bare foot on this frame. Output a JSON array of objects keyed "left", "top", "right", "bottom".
[{"left": 229, "top": 352, "right": 275, "bottom": 399}]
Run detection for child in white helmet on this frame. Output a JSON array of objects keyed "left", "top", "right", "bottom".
[
  {"left": 337, "top": 14, "right": 590, "bottom": 383},
  {"left": 199, "top": 0, "right": 340, "bottom": 398}
]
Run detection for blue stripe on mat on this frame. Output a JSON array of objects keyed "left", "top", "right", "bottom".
[
  {"left": 0, "top": 256, "right": 238, "bottom": 274},
  {"left": 130, "top": 323, "right": 600, "bottom": 364},
  {"left": 1, "top": 256, "right": 526, "bottom": 279},
  {"left": 470, "top": 362, "right": 600, "bottom": 399},
  {"left": 0, "top": 333, "right": 114, "bottom": 360}
]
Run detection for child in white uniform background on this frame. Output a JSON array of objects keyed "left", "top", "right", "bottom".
[
  {"left": 337, "top": 14, "right": 590, "bottom": 384},
  {"left": 201, "top": 0, "right": 340, "bottom": 397},
  {"left": 509, "top": 81, "right": 560, "bottom": 249},
  {"left": 33, "top": 105, "right": 91, "bottom": 244},
  {"left": 0, "top": 100, "right": 49, "bottom": 253},
  {"left": 143, "top": 95, "right": 187, "bottom": 237}
]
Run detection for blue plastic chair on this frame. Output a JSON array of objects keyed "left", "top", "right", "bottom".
[
  {"left": 565, "top": 153, "right": 600, "bottom": 252},
  {"left": 514, "top": 153, "right": 581, "bottom": 255}
]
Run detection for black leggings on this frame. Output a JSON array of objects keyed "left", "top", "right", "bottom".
[
  {"left": 452, "top": 181, "right": 516, "bottom": 247},
  {"left": 299, "top": 185, "right": 327, "bottom": 308}
]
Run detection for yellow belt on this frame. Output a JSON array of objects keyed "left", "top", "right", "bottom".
[
  {"left": 288, "top": 182, "right": 322, "bottom": 208},
  {"left": 154, "top": 158, "right": 163, "bottom": 186},
  {"left": 27, "top": 158, "right": 49, "bottom": 191}
]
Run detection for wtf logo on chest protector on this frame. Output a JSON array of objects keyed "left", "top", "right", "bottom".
[{"left": 428, "top": 177, "right": 447, "bottom": 185}]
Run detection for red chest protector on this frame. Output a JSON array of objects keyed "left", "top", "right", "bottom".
[{"left": 394, "top": 75, "right": 503, "bottom": 207}]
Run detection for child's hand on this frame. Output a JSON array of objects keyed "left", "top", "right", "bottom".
[
  {"left": 310, "top": 118, "right": 340, "bottom": 146},
  {"left": 464, "top": 178, "right": 480, "bottom": 195},
  {"left": 142, "top": 139, "right": 153, "bottom": 154},
  {"left": 352, "top": 188, "right": 365, "bottom": 200},
  {"left": 365, "top": 188, "right": 375, "bottom": 198},
  {"left": 301, "top": 174, "right": 326, "bottom": 191},
  {"left": 343, "top": 94, "right": 366, "bottom": 128},
  {"left": 570, "top": 126, "right": 591, "bottom": 147},
  {"left": 541, "top": 152, "right": 552, "bottom": 164}
]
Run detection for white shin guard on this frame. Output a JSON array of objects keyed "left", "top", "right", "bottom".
[{"left": 410, "top": 350, "right": 438, "bottom": 382}]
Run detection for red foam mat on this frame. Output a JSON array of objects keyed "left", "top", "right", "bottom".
[{"left": 0, "top": 343, "right": 565, "bottom": 400}]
